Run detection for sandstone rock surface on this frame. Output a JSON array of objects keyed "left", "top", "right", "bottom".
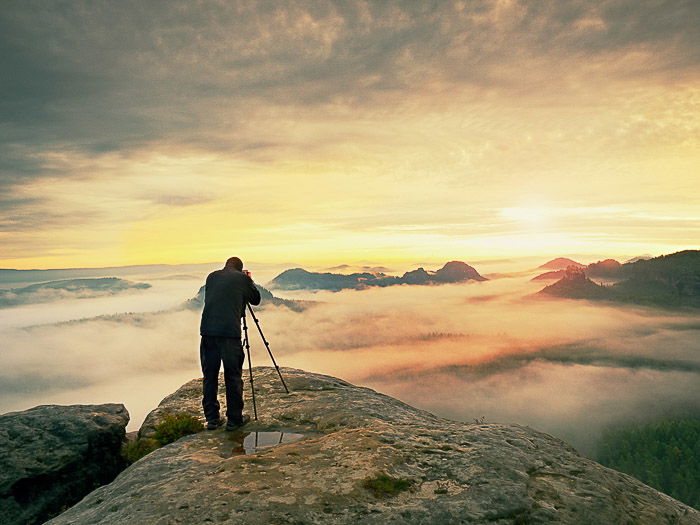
[
  {"left": 0, "top": 403, "right": 129, "bottom": 525},
  {"left": 49, "top": 368, "right": 698, "bottom": 524}
]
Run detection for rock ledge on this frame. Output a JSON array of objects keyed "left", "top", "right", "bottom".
[
  {"left": 49, "top": 368, "right": 698, "bottom": 524},
  {"left": 1, "top": 403, "right": 128, "bottom": 525}
]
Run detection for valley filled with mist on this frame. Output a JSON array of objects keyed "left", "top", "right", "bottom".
[{"left": 2, "top": 255, "right": 699, "bottom": 468}]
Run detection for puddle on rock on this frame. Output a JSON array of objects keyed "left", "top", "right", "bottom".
[{"left": 222, "top": 431, "right": 307, "bottom": 457}]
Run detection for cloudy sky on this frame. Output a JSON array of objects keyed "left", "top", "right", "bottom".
[{"left": 1, "top": 0, "right": 698, "bottom": 269}]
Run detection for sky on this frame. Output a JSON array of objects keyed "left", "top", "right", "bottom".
[{"left": 1, "top": 0, "right": 698, "bottom": 269}]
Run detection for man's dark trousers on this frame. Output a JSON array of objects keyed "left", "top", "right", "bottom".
[{"left": 200, "top": 335, "right": 245, "bottom": 424}]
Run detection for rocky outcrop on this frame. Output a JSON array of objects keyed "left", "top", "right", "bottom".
[
  {"left": 537, "top": 258, "right": 585, "bottom": 271},
  {"left": 400, "top": 262, "right": 486, "bottom": 284},
  {"left": 432, "top": 261, "right": 488, "bottom": 283},
  {"left": 268, "top": 268, "right": 379, "bottom": 291},
  {"left": 48, "top": 369, "right": 698, "bottom": 524},
  {"left": 586, "top": 259, "right": 623, "bottom": 278},
  {"left": 270, "top": 262, "right": 486, "bottom": 291},
  {"left": 536, "top": 251, "right": 700, "bottom": 308},
  {"left": 536, "top": 266, "right": 613, "bottom": 301},
  {"left": 0, "top": 404, "right": 129, "bottom": 525},
  {"left": 400, "top": 267, "right": 432, "bottom": 285}
]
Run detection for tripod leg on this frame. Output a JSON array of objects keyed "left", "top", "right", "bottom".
[
  {"left": 242, "top": 312, "right": 258, "bottom": 420},
  {"left": 247, "top": 303, "right": 290, "bottom": 394}
]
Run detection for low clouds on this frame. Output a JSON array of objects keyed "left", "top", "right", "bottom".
[
  {"left": 1, "top": 271, "right": 698, "bottom": 459},
  {"left": 267, "top": 283, "right": 700, "bottom": 455},
  {"left": 0, "top": 278, "right": 150, "bottom": 308}
]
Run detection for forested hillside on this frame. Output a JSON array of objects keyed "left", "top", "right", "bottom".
[{"left": 596, "top": 417, "right": 700, "bottom": 510}]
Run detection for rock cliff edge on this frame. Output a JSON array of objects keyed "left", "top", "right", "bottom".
[
  {"left": 1, "top": 404, "right": 128, "bottom": 524},
  {"left": 49, "top": 368, "right": 698, "bottom": 524}
]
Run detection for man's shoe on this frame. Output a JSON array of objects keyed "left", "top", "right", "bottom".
[
  {"left": 206, "top": 418, "right": 225, "bottom": 430},
  {"left": 226, "top": 413, "right": 251, "bottom": 431}
]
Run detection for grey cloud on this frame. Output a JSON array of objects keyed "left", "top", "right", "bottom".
[
  {"left": 1, "top": 0, "right": 698, "bottom": 236},
  {"left": 595, "top": 1, "right": 700, "bottom": 61},
  {"left": 2, "top": 0, "right": 697, "bottom": 163},
  {"left": 146, "top": 194, "right": 214, "bottom": 207},
  {"left": 0, "top": 205, "right": 103, "bottom": 232},
  {"left": 0, "top": 145, "right": 62, "bottom": 195},
  {"left": 507, "top": 1, "right": 700, "bottom": 69},
  {"left": 0, "top": 197, "right": 40, "bottom": 211},
  {"left": 660, "top": 320, "right": 700, "bottom": 331},
  {"left": 0, "top": 37, "right": 103, "bottom": 131}
]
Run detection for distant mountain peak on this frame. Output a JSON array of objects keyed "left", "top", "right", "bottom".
[
  {"left": 538, "top": 258, "right": 585, "bottom": 270},
  {"left": 269, "top": 261, "right": 487, "bottom": 291},
  {"left": 433, "top": 261, "right": 487, "bottom": 283},
  {"left": 537, "top": 270, "right": 611, "bottom": 300},
  {"left": 277, "top": 268, "right": 312, "bottom": 277},
  {"left": 536, "top": 250, "right": 700, "bottom": 307},
  {"left": 533, "top": 258, "right": 622, "bottom": 281},
  {"left": 400, "top": 267, "right": 431, "bottom": 284},
  {"left": 586, "top": 259, "right": 622, "bottom": 278}
]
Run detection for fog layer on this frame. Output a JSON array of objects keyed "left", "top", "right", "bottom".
[{"left": 1, "top": 268, "right": 698, "bottom": 456}]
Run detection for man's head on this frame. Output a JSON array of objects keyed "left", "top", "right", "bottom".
[{"left": 225, "top": 257, "right": 243, "bottom": 271}]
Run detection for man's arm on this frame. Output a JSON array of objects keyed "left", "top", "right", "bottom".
[{"left": 245, "top": 275, "right": 261, "bottom": 306}]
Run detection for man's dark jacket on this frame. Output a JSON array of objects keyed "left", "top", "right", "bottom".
[{"left": 200, "top": 268, "right": 261, "bottom": 338}]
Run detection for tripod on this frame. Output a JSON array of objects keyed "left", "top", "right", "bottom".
[{"left": 241, "top": 303, "right": 290, "bottom": 420}]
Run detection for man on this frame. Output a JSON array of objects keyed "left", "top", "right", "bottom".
[{"left": 200, "top": 256, "right": 261, "bottom": 431}]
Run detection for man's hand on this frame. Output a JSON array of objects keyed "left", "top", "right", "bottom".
[{"left": 243, "top": 270, "right": 252, "bottom": 278}]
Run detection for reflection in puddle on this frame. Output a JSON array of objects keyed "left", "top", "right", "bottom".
[{"left": 225, "top": 431, "right": 306, "bottom": 456}]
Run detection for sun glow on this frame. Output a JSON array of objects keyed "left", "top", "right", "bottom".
[
  {"left": 1, "top": 2, "right": 698, "bottom": 270},
  {"left": 500, "top": 206, "right": 551, "bottom": 229}
]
